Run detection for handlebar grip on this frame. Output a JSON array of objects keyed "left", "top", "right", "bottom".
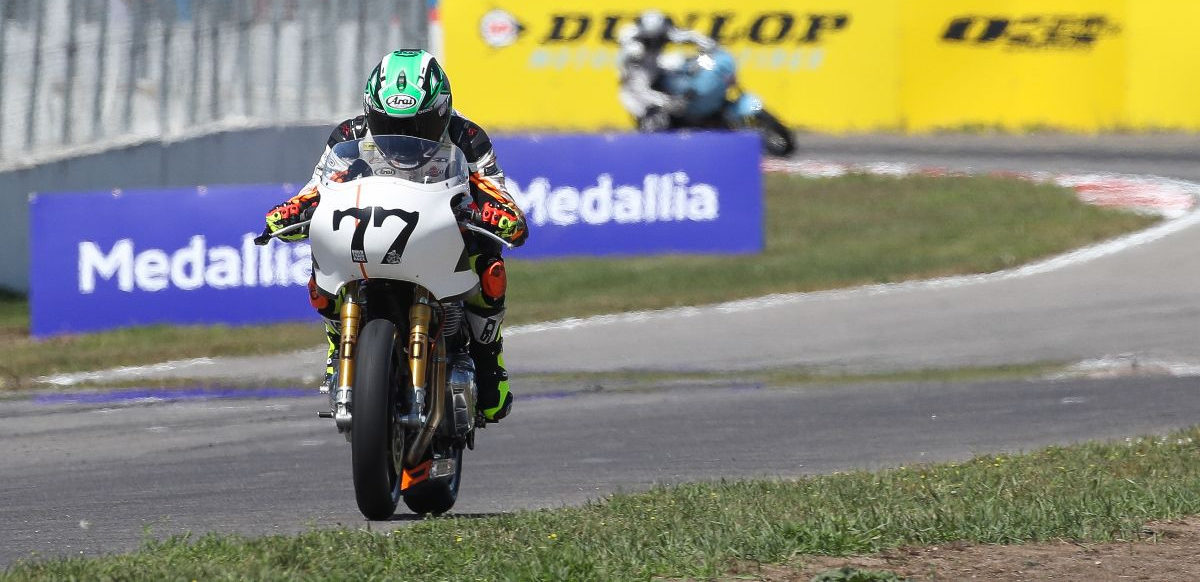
[{"left": 253, "top": 229, "right": 272, "bottom": 246}]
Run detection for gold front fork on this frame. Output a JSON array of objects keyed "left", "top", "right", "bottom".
[
  {"left": 408, "top": 298, "right": 432, "bottom": 392},
  {"left": 333, "top": 282, "right": 363, "bottom": 431}
]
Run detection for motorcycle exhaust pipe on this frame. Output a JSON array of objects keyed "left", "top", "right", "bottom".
[{"left": 405, "top": 296, "right": 446, "bottom": 468}]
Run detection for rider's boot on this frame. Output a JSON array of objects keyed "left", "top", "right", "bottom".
[
  {"left": 319, "top": 319, "right": 339, "bottom": 395},
  {"left": 466, "top": 255, "right": 513, "bottom": 422},
  {"left": 309, "top": 275, "right": 342, "bottom": 399},
  {"left": 468, "top": 322, "right": 512, "bottom": 422}
]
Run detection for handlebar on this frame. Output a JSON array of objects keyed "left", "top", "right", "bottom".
[
  {"left": 253, "top": 220, "right": 312, "bottom": 246},
  {"left": 461, "top": 222, "right": 514, "bottom": 249},
  {"left": 253, "top": 218, "right": 513, "bottom": 250}
]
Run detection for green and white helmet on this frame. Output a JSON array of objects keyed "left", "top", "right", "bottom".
[{"left": 362, "top": 49, "right": 453, "bottom": 142}]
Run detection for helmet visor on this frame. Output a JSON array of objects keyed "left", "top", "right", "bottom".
[{"left": 366, "top": 107, "right": 449, "bottom": 142}]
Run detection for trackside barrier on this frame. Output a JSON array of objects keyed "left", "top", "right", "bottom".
[
  {"left": 29, "top": 131, "right": 762, "bottom": 336},
  {"left": 443, "top": 0, "right": 1200, "bottom": 132}
]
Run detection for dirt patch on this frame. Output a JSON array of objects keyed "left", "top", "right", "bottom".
[{"left": 741, "top": 518, "right": 1200, "bottom": 581}]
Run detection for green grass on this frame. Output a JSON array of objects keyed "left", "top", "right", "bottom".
[
  {"left": 0, "top": 173, "right": 1158, "bottom": 390},
  {"left": 504, "top": 173, "right": 1156, "bottom": 321},
  {"left": 516, "top": 361, "right": 1063, "bottom": 394},
  {"left": 8, "top": 427, "right": 1200, "bottom": 581}
]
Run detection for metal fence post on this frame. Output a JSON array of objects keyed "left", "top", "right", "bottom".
[
  {"left": 270, "top": 0, "right": 281, "bottom": 122},
  {"left": 298, "top": 0, "right": 311, "bottom": 120},
  {"left": 27, "top": 0, "right": 45, "bottom": 145},
  {"left": 239, "top": 0, "right": 252, "bottom": 117},
  {"left": 61, "top": 0, "right": 80, "bottom": 145},
  {"left": 355, "top": 0, "right": 366, "bottom": 86},
  {"left": 0, "top": 0, "right": 7, "bottom": 156},
  {"left": 159, "top": 2, "right": 176, "bottom": 135},
  {"left": 322, "top": 0, "right": 336, "bottom": 118},
  {"left": 92, "top": 0, "right": 110, "bottom": 141},
  {"left": 209, "top": 1, "right": 220, "bottom": 123},
  {"left": 188, "top": 3, "right": 201, "bottom": 126},
  {"left": 123, "top": 2, "right": 144, "bottom": 133}
]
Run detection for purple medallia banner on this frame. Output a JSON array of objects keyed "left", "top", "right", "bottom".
[
  {"left": 492, "top": 131, "right": 763, "bottom": 258},
  {"left": 29, "top": 132, "right": 762, "bottom": 336},
  {"left": 30, "top": 184, "right": 316, "bottom": 337}
]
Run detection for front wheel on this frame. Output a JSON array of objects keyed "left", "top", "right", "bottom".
[
  {"left": 351, "top": 319, "right": 402, "bottom": 520},
  {"left": 754, "top": 110, "right": 795, "bottom": 157}
]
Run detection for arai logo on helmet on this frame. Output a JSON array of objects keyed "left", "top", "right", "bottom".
[
  {"left": 480, "top": 9, "right": 522, "bottom": 48},
  {"left": 384, "top": 94, "right": 417, "bottom": 110}
]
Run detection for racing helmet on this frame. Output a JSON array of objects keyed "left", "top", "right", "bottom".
[
  {"left": 634, "top": 10, "right": 670, "bottom": 52},
  {"left": 362, "top": 49, "right": 453, "bottom": 142}
]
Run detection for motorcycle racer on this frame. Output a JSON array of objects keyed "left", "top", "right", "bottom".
[
  {"left": 616, "top": 9, "right": 717, "bottom": 131},
  {"left": 263, "top": 49, "right": 527, "bottom": 423}
]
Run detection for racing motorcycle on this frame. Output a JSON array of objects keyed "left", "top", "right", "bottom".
[
  {"left": 640, "top": 48, "right": 795, "bottom": 157},
  {"left": 257, "top": 135, "right": 507, "bottom": 519}
]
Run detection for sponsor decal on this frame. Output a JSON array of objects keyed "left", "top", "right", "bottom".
[
  {"left": 31, "top": 133, "right": 760, "bottom": 335},
  {"left": 385, "top": 93, "right": 418, "bottom": 109},
  {"left": 941, "top": 15, "right": 1120, "bottom": 50},
  {"left": 78, "top": 235, "right": 310, "bottom": 294},
  {"left": 480, "top": 9, "right": 523, "bottom": 47},
  {"left": 522, "top": 11, "right": 851, "bottom": 46},
  {"left": 509, "top": 172, "right": 719, "bottom": 227},
  {"left": 31, "top": 184, "right": 319, "bottom": 336},
  {"left": 491, "top": 132, "right": 760, "bottom": 259},
  {"left": 519, "top": 11, "right": 848, "bottom": 71}
]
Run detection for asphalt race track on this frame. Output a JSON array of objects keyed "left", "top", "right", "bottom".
[{"left": 3, "top": 135, "right": 1199, "bottom": 566}]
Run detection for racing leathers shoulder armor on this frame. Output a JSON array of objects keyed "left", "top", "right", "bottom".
[{"left": 268, "top": 112, "right": 528, "bottom": 248}]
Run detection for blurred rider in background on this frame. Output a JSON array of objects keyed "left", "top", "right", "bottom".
[
  {"left": 262, "top": 49, "right": 527, "bottom": 423},
  {"left": 616, "top": 9, "right": 717, "bottom": 131}
]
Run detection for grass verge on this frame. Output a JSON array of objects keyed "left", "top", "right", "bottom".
[
  {"left": 1, "top": 173, "right": 1157, "bottom": 390},
  {"left": 7, "top": 426, "right": 1200, "bottom": 581}
]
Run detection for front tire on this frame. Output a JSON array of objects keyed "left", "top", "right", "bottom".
[
  {"left": 351, "top": 319, "right": 401, "bottom": 520},
  {"left": 754, "top": 110, "right": 795, "bottom": 157}
]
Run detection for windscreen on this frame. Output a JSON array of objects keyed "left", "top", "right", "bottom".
[{"left": 319, "top": 135, "right": 468, "bottom": 188}]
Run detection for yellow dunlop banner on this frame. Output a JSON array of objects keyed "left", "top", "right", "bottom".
[
  {"left": 1125, "top": 1, "right": 1200, "bottom": 130},
  {"left": 441, "top": 0, "right": 903, "bottom": 132},
  {"left": 902, "top": 0, "right": 1127, "bottom": 132},
  {"left": 442, "top": 1, "right": 1200, "bottom": 133}
]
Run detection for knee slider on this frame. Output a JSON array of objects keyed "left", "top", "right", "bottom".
[
  {"left": 308, "top": 275, "right": 341, "bottom": 320},
  {"left": 476, "top": 256, "right": 507, "bottom": 305}
]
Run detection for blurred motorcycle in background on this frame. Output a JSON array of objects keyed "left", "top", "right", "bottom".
[{"left": 629, "top": 48, "right": 796, "bottom": 157}]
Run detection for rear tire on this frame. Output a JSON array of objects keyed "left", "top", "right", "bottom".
[
  {"left": 402, "top": 446, "right": 463, "bottom": 515},
  {"left": 755, "top": 110, "right": 795, "bottom": 157},
  {"left": 351, "top": 319, "right": 401, "bottom": 520}
]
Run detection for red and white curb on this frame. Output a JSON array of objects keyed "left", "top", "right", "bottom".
[{"left": 761, "top": 159, "right": 1199, "bottom": 218}]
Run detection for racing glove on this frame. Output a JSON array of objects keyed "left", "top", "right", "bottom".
[
  {"left": 265, "top": 187, "right": 319, "bottom": 242},
  {"left": 458, "top": 198, "right": 528, "bottom": 247}
]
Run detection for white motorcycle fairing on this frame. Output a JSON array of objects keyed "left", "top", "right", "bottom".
[{"left": 309, "top": 176, "right": 479, "bottom": 300}]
